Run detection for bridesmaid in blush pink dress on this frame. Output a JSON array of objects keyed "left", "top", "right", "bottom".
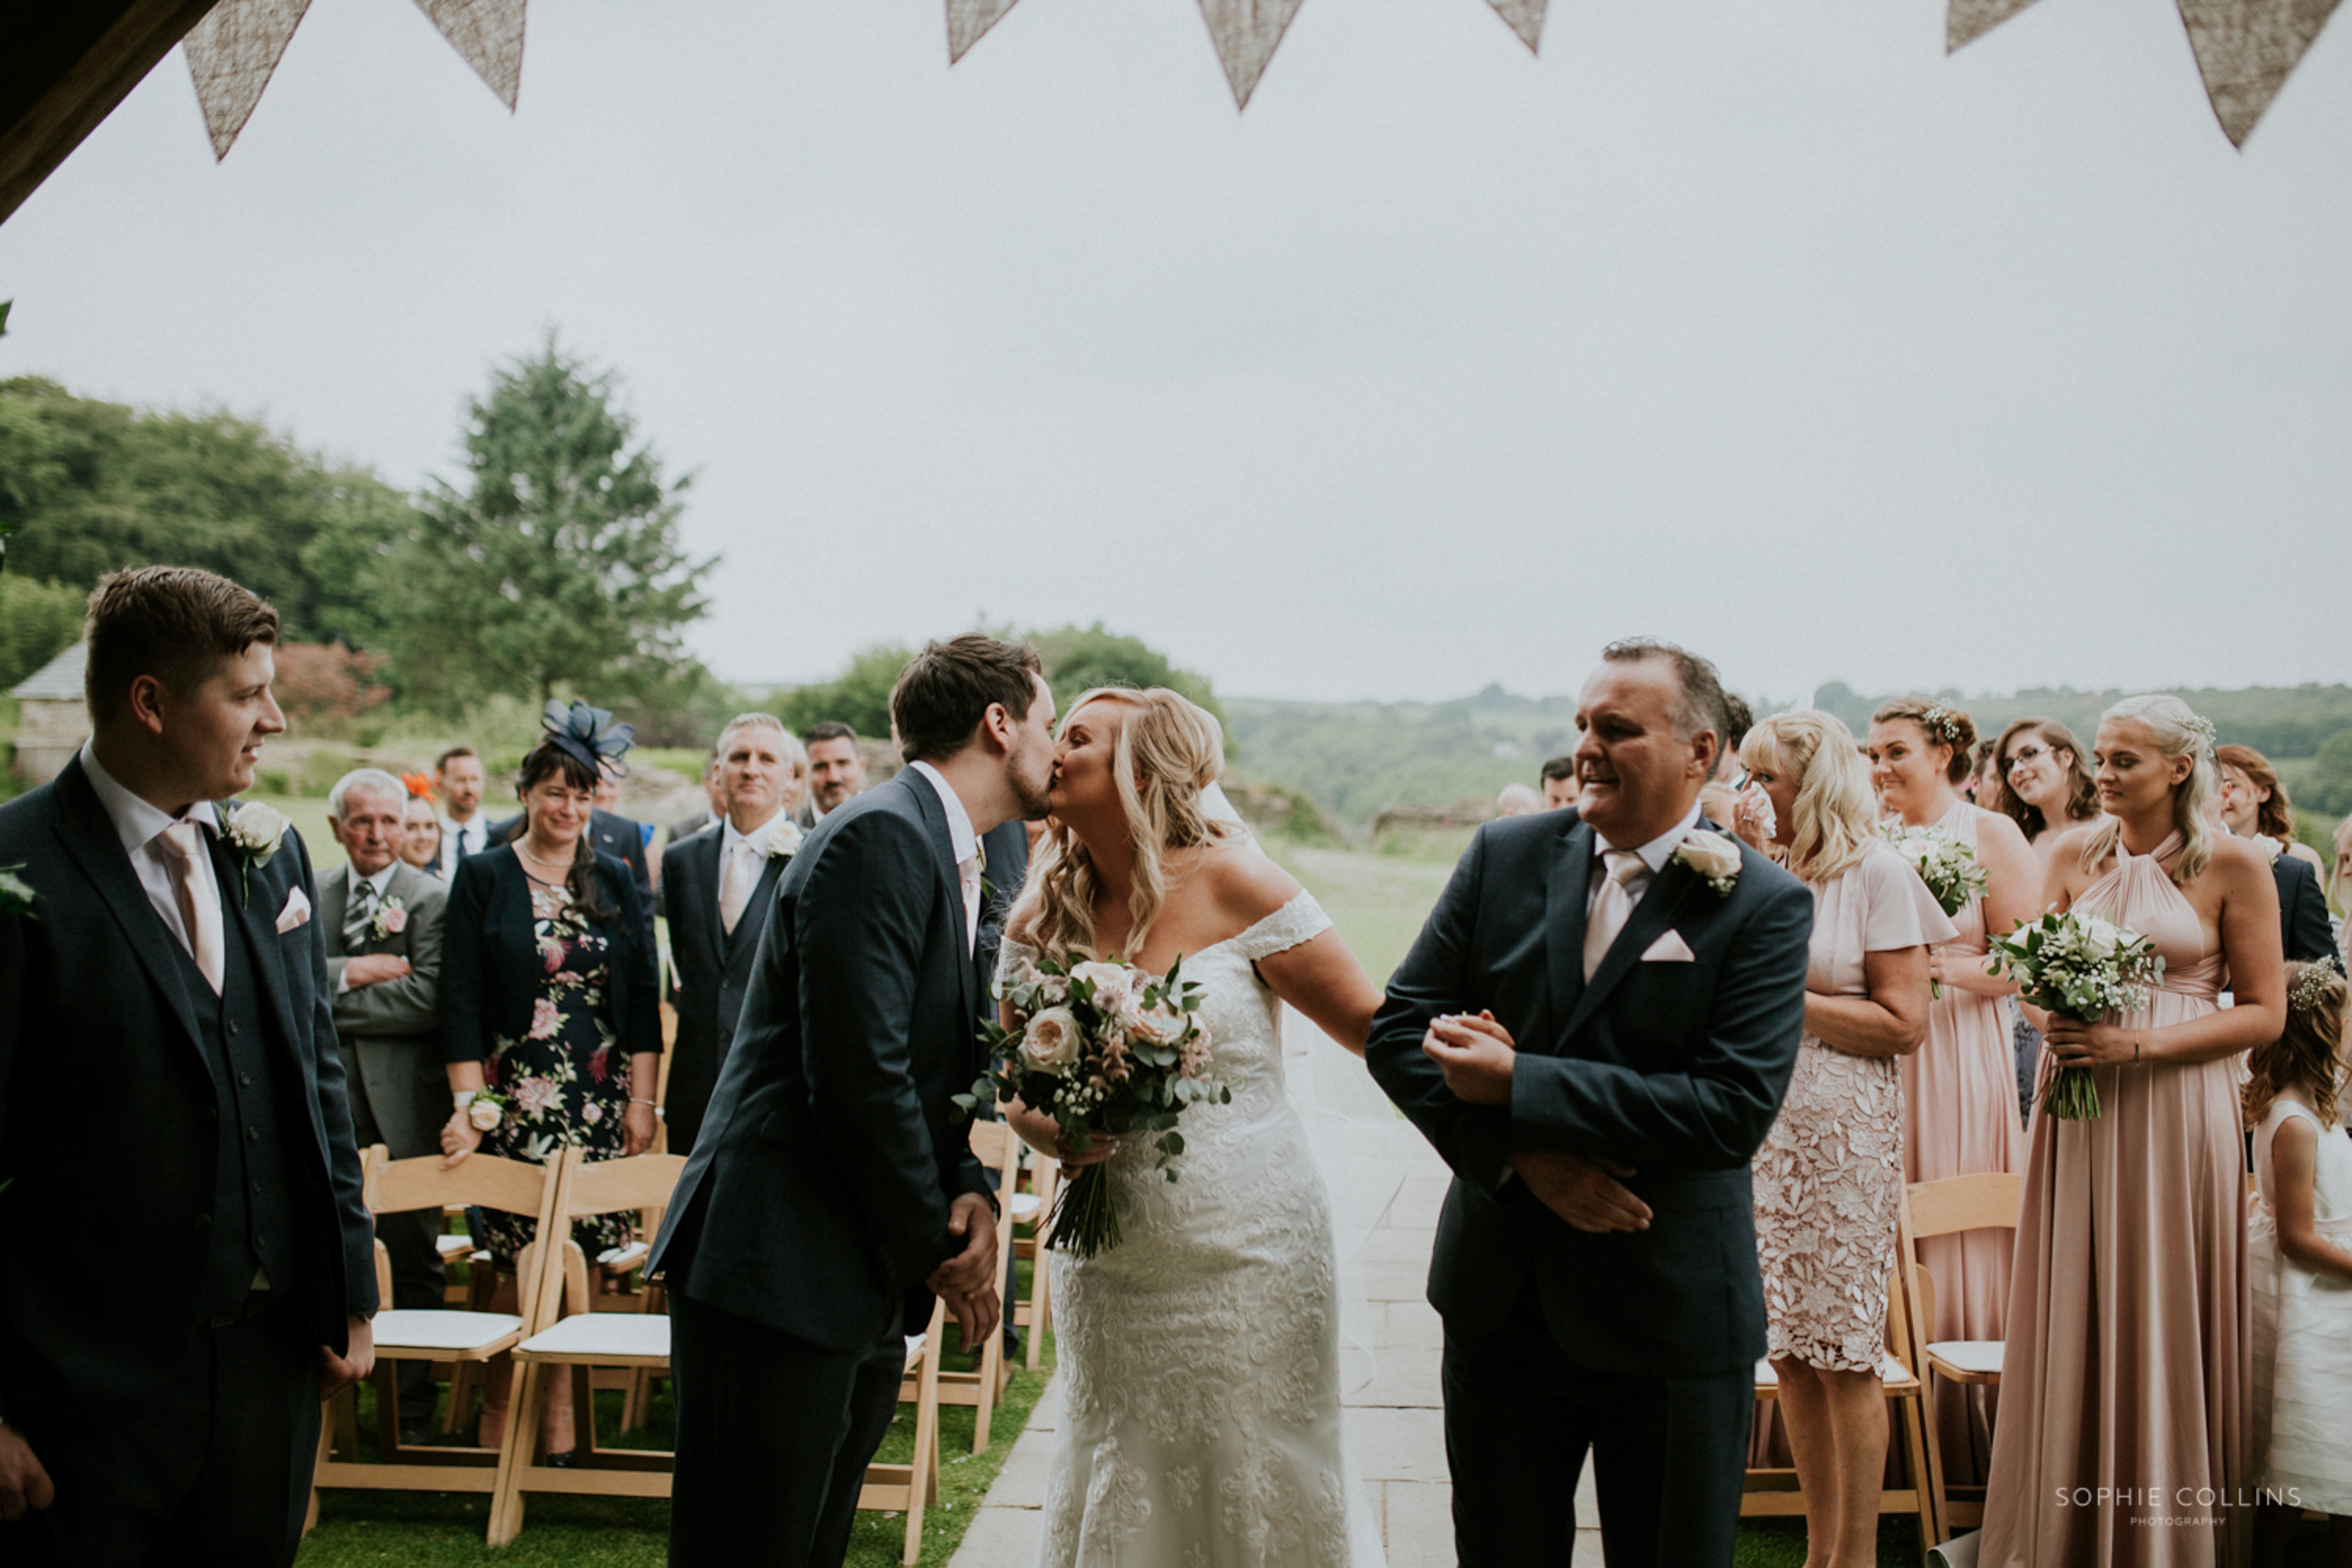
[
  {"left": 1743, "top": 711, "right": 1955, "bottom": 1568},
  {"left": 1980, "top": 696, "right": 2286, "bottom": 1568},
  {"left": 1867, "top": 699, "right": 2039, "bottom": 1486}
]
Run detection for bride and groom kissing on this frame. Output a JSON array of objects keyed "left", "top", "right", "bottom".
[{"left": 650, "top": 633, "right": 1814, "bottom": 1567}]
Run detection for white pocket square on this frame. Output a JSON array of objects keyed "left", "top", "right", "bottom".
[
  {"left": 274, "top": 886, "right": 312, "bottom": 934},
  {"left": 1639, "top": 930, "right": 1695, "bottom": 963}
]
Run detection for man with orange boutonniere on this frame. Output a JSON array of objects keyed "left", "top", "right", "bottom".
[{"left": 0, "top": 567, "right": 379, "bottom": 1566}]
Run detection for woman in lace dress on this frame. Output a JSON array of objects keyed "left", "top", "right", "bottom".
[
  {"left": 1867, "top": 699, "right": 2038, "bottom": 1485},
  {"left": 1980, "top": 695, "right": 2285, "bottom": 1568},
  {"left": 998, "top": 688, "right": 1387, "bottom": 1568},
  {"left": 1740, "top": 710, "right": 1953, "bottom": 1568}
]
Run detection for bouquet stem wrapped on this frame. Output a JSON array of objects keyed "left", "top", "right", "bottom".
[
  {"left": 1984, "top": 910, "right": 2166, "bottom": 1123},
  {"left": 960, "top": 953, "right": 1229, "bottom": 1259}
]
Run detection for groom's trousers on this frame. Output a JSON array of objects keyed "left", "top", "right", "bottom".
[
  {"left": 668, "top": 1287, "right": 909, "bottom": 1568},
  {"left": 1442, "top": 1283, "right": 1751, "bottom": 1567}
]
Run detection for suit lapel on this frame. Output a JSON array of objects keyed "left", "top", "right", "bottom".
[
  {"left": 899, "top": 771, "right": 982, "bottom": 1026},
  {"left": 49, "top": 759, "right": 209, "bottom": 1056},
  {"left": 1543, "top": 819, "right": 1595, "bottom": 1043},
  {"left": 1562, "top": 853, "right": 1697, "bottom": 1042},
  {"left": 321, "top": 864, "right": 352, "bottom": 953},
  {"left": 212, "top": 822, "right": 306, "bottom": 1060}
]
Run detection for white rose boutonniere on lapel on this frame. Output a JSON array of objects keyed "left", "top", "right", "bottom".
[
  {"left": 765, "top": 818, "right": 804, "bottom": 860},
  {"left": 371, "top": 896, "right": 409, "bottom": 942},
  {"left": 1673, "top": 829, "right": 1744, "bottom": 898},
  {"left": 220, "top": 800, "right": 292, "bottom": 909}
]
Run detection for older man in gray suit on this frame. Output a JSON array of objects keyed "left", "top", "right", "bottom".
[{"left": 320, "top": 767, "right": 450, "bottom": 1439}]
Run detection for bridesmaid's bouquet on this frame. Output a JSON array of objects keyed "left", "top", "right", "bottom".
[
  {"left": 1881, "top": 823, "right": 1989, "bottom": 998},
  {"left": 959, "top": 953, "right": 1229, "bottom": 1258},
  {"left": 1984, "top": 910, "right": 2167, "bottom": 1121}
]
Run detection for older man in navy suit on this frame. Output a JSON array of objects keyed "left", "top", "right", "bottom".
[{"left": 1370, "top": 638, "right": 1813, "bottom": 1566}]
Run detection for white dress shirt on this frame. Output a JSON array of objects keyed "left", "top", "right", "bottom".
[
  {"left": 441, "top": 812, "right": 489, "bottom": 863},
  {"left": 1588, "top": 800, "right": 1704, "bottom": 916},
  {"left": 716, "top": 808, "right": 786, "bottom": 927},
  {"left": 81, "top": 742, "right": 223, "bottom": 961},
  {"left": 334, "top": 862, "right": 401, "bottom": 994},
  {"left": 907, "top": 761, "right": 982, "bottom": 956}
]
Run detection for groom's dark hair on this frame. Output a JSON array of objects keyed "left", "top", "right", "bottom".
[
  {"left": 84, "top": 566, "right": 280, "bottom": 725},
  {"left": 891, "top": 635, "right": 1046, "bottom": 764},
  {"left": 1601, "top": 637, "right": 1730, "bottom": 746}
]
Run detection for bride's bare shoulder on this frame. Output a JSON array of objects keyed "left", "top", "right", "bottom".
[{"left": 1193, "top": 842, "right": 1303, "bottom": 930}]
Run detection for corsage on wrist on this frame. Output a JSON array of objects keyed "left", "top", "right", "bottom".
[{"left": 454, "top": 1088, "right": 508, "bottom": 1131}]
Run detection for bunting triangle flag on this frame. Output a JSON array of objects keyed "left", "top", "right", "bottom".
[
  {"left": 2176, "top": 0, "right": 2343, "bottom": 145},
  {"left": 412, "top": 0, "right": 528, "bottom": 111},
  {"left": 1947, "top": 0, "right": 2042, "bottom": 52},
  {"left": 182, "top": 0, "right": 315, "bottom": 159},
  {"left": 1198, "top": 0, "right": 1308, "bottom": 109},
  {"left": 1486, "top": 0, "right": 1548, "bottom": 53},
  {"left": 948, "top": 0, "right": 1022, "bottom": 64}
]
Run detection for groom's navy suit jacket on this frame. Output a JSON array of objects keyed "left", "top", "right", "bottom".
[
  {"left": 650, "top": 769, "right": 995, "bottom": 1354},
  {"left": 1368, "top": 808, "right": 1812, "bottom": 1377}
]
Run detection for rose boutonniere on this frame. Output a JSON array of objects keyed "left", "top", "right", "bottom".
[
  {"left": 0, "top": 865, "right": 37, "bottom": 920},
  {"left": 220, "top": 800, "right": 292, "bottom": 909},
  {"left": 1673, "top": 829, "right": 1744, "bottom": 897},
  {"left": 764, "top": 818, "right": 804, "bottom": 859},
  {"left": 371, "top": 895, "right": 408, "bottom": 942},
  {"left": 2256, "top": 834, "right": 2285, "bottom": 866}
]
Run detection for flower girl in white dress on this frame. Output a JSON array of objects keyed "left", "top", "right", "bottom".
[
  {"left": 997, "top": 688, "right": 1388, "bottom": 1568},
  {"left": 2248, "top": 960, "right": 2352, "bottom": 1568}
]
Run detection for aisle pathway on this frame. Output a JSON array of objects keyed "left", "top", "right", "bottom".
[{"left": 947, "top": 1124, "right": 1602, "bottom": 1566}]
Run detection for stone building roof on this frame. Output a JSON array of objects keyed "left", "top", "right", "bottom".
[{"left": 9, "top": 640, "right": 85, "bottom": 702}]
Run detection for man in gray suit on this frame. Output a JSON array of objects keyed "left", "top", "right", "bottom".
[{"left": 319, "top": 767, "right": 450, "bottom": 1439}]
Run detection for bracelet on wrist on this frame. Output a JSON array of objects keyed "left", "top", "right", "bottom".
[{"left": 629, "top": 1097, "right": 658, "bottom": 1110}]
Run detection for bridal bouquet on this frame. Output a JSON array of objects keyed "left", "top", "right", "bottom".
[
  {"left": 1984, "top": 910, "right": 2167, "bottom": 1121},
  {"left": 1882, "top": 823, "right": 1989, "bottom": 997},
  {"left": 959, "top": 953, "right": 1229, "bottom": 1259}
]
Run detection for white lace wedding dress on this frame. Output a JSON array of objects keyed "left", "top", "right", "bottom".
[{"left": 1000, "top": 891, "right": 1381, "bottom": 1568}]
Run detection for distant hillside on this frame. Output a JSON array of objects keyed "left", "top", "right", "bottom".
[{"left": 1230, "top": 682, "right": 2352, "bottom": 833}]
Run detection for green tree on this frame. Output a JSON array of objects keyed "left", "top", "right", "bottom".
[
  {"left": 0, "top": 376, "right": 412, "bottom": 647},
  {"left": 0, "top": 574, "right": 85, "bottom": 691},
  {"left": 775, "top": 643, "right": 916, "bottom": 742},
  {"left": 377, "top": 337, "right": 713, "bottom": 710},
  {"left": 2310, "top": 728, "right": 2352, "bottom": 817},
  {"left": 1029, "top": 622, "right": 1225, "bottom": 732}
]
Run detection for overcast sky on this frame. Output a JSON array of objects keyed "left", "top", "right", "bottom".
[{"left": 3, "top": 0, "right": 2347, "bottom": 704}]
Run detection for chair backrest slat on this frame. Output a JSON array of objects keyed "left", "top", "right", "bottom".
[
  {"left": 564, "top": 1152, "right": 688, "bottom": 1218},
  {"left": 369, "top": 1149, "right": 561, "bottom": 1217},
  {"left": 1904, "top": 1172, "right": 2024, "bottom": 1240}
]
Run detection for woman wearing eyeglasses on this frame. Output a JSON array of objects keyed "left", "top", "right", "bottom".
[{"left": 1990, "top": 719, "right": 2100, "bottom": 862}]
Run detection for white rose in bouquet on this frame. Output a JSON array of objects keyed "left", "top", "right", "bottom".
[
  {"left": 1020, "top": 1006, "right": 1084, "bottom": 1075},
  {"left": 1129, "top": 1003, "right": 1187, "bottom": 1047},
  {"left": 1069, "top": 960, "right": 1133, "bottom": 1006}
]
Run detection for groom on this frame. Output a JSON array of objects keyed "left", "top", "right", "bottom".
[
  {"left": 1367, "top": 638, "right": 1813, "bottom": 1566},
  {"left": 652, "top": 634, "right": 1058, "bottom": 1567}
]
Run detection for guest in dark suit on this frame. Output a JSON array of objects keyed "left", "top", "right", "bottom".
[
  {"left": 0, "top": 566, "right": 378, "bottom": 1565},
  {"left": 803, "top": 720, "right": 869, "bottom": 827},
  {"left": 2274, "top": 851, "right": 2338, "bottom": 964},
  {"left": 666, "top": 751, "right": 723, "bottom": 851},
  {"left": 320, "top": 766, "right": 452, "bottom": 1439},
  {"left": 661, "top": 714, "right": 803, "bottom": 1156},
  {"left": 434, "top": 745, "right": 495, "bottom": 866},
  {"left": 438, "top": 703, "right": 662, "bottom": 1460},
  {"left": 652, "top": 635, "right": 1057, "bottom": 1567},
  {"left": 1368, "top": 639, "right": 1813, "bottom": 1567}
]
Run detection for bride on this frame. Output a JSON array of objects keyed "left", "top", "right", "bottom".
[{"left": 999, "top": 686, "right": 1386, "bottom": 1568}]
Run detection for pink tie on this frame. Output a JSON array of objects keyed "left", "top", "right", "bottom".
[
  {"left": 718, "top": 840, "right": 755, "bottom": 936},
  {"left": 958, "top": 853, "right": 983, "bottom": 958},
  {"left": 156, "top": 820, "right": 226, "bottom": 994},
  {"left": 1583, "top": 849, "right": 1644, "bottom": 982}
]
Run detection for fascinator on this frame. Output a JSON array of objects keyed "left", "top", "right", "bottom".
[
  {"left": 541, "top": 699, "right": 636, "bottom": 777},
  {"left": 400, "top": 771, "right": 437, "bottom": 801}
]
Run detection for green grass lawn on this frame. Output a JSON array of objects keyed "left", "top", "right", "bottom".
[{"left": 299, "top": 1320, "right": 1054, "bottom": 1567}]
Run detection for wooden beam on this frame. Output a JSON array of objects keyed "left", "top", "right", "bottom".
[{"left": 0, "top": 0, "right": 222, "bottom": 227}]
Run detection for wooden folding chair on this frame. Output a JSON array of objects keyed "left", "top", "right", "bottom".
[
  {"left": 866, "top": 1294, "right": 949, "bottom": 1566},
  {"left": 1741, "top": 1201, "right": 1946, "bottom": 1555},
  {"left": 307, "top": 1145, "right": 563, "bottom": 1527},
  {"left": 486, "top": 1146, "right": 687, "bottom": 1544},
  {"left": 931, "top": 1120, "right": 1022, "bottom": 1450},
  {"left": 1008, "top": 1147, "right": 1058, "bottom": 1370},
  {"left": 1906, "top": 1172, "right": 2022, "bottom": 1534}
]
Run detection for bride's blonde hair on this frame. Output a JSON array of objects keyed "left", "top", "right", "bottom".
[
  {"left": 2078, "top": 694, "right": 2218, "bottom": 886},
  {"left": 1738, "top": 709, "right": 1877, "bottom": 884},
  {"left": 1023, "top": 688, "right": 1242, "bottom": 966}
]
